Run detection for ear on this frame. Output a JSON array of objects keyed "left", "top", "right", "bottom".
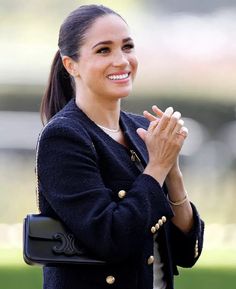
[{"left": 62, "top": 56, "right": 79, "bottom": 77}]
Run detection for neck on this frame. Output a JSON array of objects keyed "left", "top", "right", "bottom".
[{"left": 75, "top": 95, "right": 121, "bottom": 130}]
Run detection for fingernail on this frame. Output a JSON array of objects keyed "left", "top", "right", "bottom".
[
  {"left": 164, "top": 107, "right": 174, "bottom": 117},
  {"left": 181, "top": 127, "right": 188, "bottom": 134},
  {"left": 178, "top": 119, "right": 184, "bottom": 126},
  {"left": 172, "top": 111, "right": 181, "bottom": 119}
]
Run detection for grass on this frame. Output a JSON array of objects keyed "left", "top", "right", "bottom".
[
  {"left": 176, "top": 266, "right": 236, "bottom": 289},
  {"left": 0, "top": 248, "right": 236, "bottom": 289},
  {"left": 0, "top": 265, "right": 42, "bottom": 289}
]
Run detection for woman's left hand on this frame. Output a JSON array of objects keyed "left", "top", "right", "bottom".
[
  {"left": 142, "top": 105, "right": 187, "bottom": 138},
  {"left": 140, "top": 105, "right": 194, "bottom": 233},
  {"left": 140, "top": 105, "right": 187, "bottom": 177}
]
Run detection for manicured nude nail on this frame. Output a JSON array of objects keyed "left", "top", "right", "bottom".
[
  {"left": 164, "top": 107, "right": 174, "bottom": 117},
  {"left": 181, "top": 127, "right": 188, "bottom": 134},
  {"left": 178, "top": 119, "right": 184, "bottom": 126},
  {"left": 172, "top": 111, "right": 181, "bottom": 119}
]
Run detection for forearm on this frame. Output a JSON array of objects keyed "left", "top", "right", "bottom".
[{"left": 165, "top": 169, "right": 194, "bottom": 233}]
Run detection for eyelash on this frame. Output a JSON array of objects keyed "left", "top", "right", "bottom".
[{"left": 96, "top": 43, "right": 134, "bottom": 54}]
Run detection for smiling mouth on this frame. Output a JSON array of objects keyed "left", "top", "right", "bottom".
[{"left": 107, "top": 73, "right": 130, "bottom": 80}]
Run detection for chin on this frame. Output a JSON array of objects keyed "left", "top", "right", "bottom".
[{"left": 111, "top": 87, "right": 133, "bottom": 99}]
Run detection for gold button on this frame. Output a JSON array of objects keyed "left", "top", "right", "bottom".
[
  {"left": 106, "top": 275, "right": 115, "bottom": 284},
  {"left": 155, "top": 223, "right": 160, "bottom": 230},
  {"left": 161, "top": 216, "right": 167, "bottom": 223},
  {"left": 194, "top": 240, "right": 199, "bottom": 258},
  {"left": 158, "top": 219, "right": 163, "bottom": 226},
  {"left": 151, "top": 226, "right": 156, "bottom": 234},
  {"left": 147, "top": 255, "right": 154, "bottom": 265},
  {"left": 194, "top": 245, "right": 199, "bottom": 258},
  {"left": 118, "top": 190, "right": 126, "bottom": 199}
]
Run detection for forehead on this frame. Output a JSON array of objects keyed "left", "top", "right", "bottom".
[{"left": 84, "top": 14, "right": 131, "bottom": 45}]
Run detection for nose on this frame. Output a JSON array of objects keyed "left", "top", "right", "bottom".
[{"left": 112, "top": 50, "right": 129, "bottom": 67}]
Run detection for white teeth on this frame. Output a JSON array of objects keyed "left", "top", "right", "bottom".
[{"left": 108, "top": 73, "right": 129, "bottom": 80}]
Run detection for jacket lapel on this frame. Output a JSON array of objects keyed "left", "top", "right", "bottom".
[{"left": 120, "top": 112, "right": 149, "bottom": 165}]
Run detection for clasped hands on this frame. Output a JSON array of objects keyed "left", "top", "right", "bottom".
[{"left": 136, "top": 105, "right": 188, "bottom": 185}]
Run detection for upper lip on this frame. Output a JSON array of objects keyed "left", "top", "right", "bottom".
[{"left": 107, "top": 71, "right": 130, "bottom": 77}]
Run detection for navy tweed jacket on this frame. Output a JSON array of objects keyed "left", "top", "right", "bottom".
[{"left": 38, "top": 99, "right": 204, "bottom": 289}]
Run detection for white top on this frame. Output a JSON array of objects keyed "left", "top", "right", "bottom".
[{"left": 153, "top": 237, "right": 167, "bottom": 289}]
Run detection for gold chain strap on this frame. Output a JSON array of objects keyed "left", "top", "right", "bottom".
[
  {"left": 35, "top": 138, "right": 40, "bottom": 211},
  {"left": 35, "top": 119, "right": 55, "bottom": 211}
]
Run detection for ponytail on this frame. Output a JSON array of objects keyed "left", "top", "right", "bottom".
[{"left": 40, "top": 50, "right": 74, "bottom": 124}]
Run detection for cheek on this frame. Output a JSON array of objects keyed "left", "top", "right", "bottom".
[
  {"left": 131, "top": 54, "right": 138, "bottom": 67},
  {"left": 87, "top": 59, "right": 108, "bottom": 76},
  {"left": 131, "top": 56, "right": 138, "bottom": 76}
]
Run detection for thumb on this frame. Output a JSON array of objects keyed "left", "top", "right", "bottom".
[{"left": 136, "top": 128, "right": 147, "bottom": 141}]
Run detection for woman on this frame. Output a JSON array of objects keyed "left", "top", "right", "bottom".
[{"left": 38, "top": 4, "right": 204, "bottom": 289}]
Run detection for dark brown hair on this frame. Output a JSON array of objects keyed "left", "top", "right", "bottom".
[{"left": 40, "top": 5, "right": 124, "bottom": 124}]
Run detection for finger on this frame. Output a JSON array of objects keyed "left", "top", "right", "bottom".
[
  {"left": 143, "top": 110, "right": 158, "bottom": 122},
  {"left": 152, "top": 105, "right": 164, "bottom": 117},
  {"left": 179, "top": 126, "right": 188, "bottom": 138},
  {"left": 172, "top": 119, "right": 184, "bottom": 136},
  {"left": 165, "top": 111, "right": 181, "bottom": 135},
  {"left": 136, "top": 127, "right": 147, "bottom": 141},
  {"left": 148, "top": 120, "right": 159, "bottom": 131},
  {"left": 164, "top": 107, "right": 174, "bottom": 117},
  {"left": 155, "top": 107, "right": 174, "bottom": 132}
]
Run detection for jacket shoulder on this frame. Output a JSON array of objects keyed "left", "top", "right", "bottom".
[
  {"left": 122, "top": 111, "right": 150, "bottom": 129},
  {"left": 39, "top": 114, "right": 90, "bottom": 144}
]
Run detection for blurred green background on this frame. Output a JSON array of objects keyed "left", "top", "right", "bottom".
[{"left": 1, "top": 0, "right": 236, "bottom": 288}]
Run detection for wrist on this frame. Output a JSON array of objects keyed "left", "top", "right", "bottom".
[
  {"left": 144, "top": 164, "right": 169, "bottom": 186},
  {"left": 167, "top": 192, "right": 188, "bottom": 206},
  {"left": 165, "top": 167, "right": 186, "bottom": 197},
  {"left": 166, "top": 166, "right": 183, "bottom": 183}
]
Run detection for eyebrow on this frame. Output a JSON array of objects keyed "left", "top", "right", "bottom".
[{"left": 92, "top": 37, "right": 133, "bottom": 49}]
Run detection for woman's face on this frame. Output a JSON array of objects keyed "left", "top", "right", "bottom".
[{"left": 74, "top": 14, "right": 138, "bottom": 101}]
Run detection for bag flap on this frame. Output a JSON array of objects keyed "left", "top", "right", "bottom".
[{"left": 25, "top": 214, "right": 68, "bottom": 240}]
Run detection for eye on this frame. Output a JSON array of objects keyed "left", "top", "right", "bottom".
[
  {"left": 123, "top": 43, "right": 134, "bottom": 52},
  {"left": 96, "top": 47, "right": 110, "bottom": 54}
]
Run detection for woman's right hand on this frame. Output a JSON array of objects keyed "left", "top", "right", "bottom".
[{"left": 137, "top": 107, "right": 188, "bottom": 186}]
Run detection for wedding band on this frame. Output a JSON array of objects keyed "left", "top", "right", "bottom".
[
  {"left": 176, "top": 131, "right": 182, "bottom": 135},
  {"left": 150, "top": 120, "right": 158, "bottom": 130},
  {"left": 176, "top": 127, "right": 188, "bottom": 136}
]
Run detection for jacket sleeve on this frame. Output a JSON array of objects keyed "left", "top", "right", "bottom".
[
  {"left": 168, "top": 202, "right": 205, "bottom": 269},
  {"left": 38, "top": 120, "right": 174, "bottom": 262}
]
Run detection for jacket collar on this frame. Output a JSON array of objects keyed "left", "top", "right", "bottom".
[{"left": 61, "top": 99, "right": 148, "bottom": 164}]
